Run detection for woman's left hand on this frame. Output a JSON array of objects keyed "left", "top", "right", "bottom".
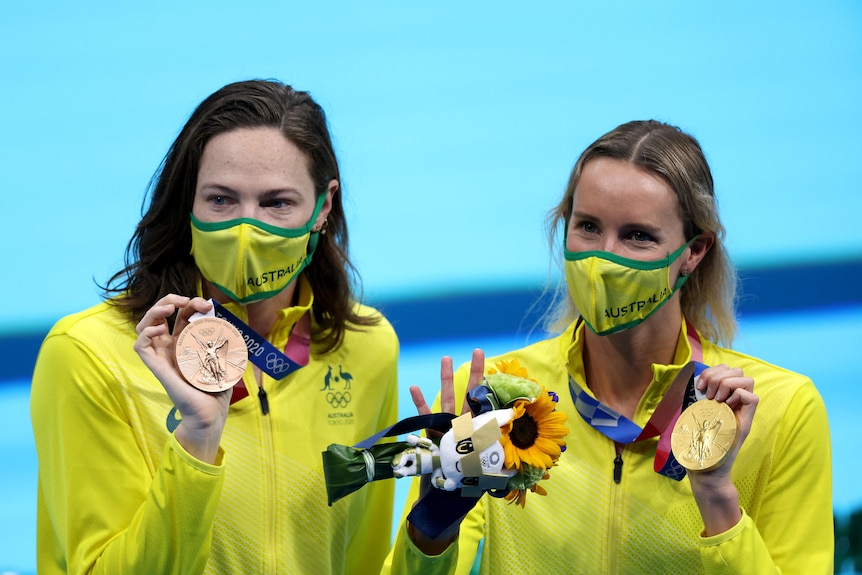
[
  {"left": 405, "top": 348, "right": 485, "bottom": 554},
  {"left": 687, "top": 363, "right": 759, "bottom": 535}
]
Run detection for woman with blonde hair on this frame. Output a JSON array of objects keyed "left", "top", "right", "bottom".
[{"left": 384, "top": 120, "right": 832, "bottom": 574}]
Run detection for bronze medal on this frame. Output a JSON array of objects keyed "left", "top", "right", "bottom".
[
  {"left": 671, "top": 399, "right": 738, "bottom": 472},
  {"left": 175, "top": 317, "right": 248, "bottom": 392}
]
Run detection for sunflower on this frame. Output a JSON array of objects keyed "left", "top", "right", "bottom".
[
  {"left": 484, "top": 359, "right": 542, "bottom": 408},
  {"left": 504, "top": 466, "right": 550, "bottom": 508},
  {"left": 499, "top": 388, "right": 568, "bottom": 472},
  {"left": 488, "top": 358, "right": 536, "bottom": 381}
]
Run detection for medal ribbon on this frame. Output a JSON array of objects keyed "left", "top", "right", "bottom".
[
  {"left": 569, "top": 322, "right": 706, "bottom": 480},
  {"left": 352, "top": 413, "right": 458, "bottom": 450},
  {"left": 166, "top": 300, "right": 310, "bottom": 428},
  {"left": 212, "top": 301, "right": 309, "bottom": 379},
  {"left": 211, "top": 301, "right": 310, "bottom": 405}
]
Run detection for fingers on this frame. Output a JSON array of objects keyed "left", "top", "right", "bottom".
[
  {"left": 410, "top": 385, "right": 432, "bottom": 416},
  {"left": 133, "top": 293, "right": 206, "bottom": 395},
  {"left": 462, "top": 348, "right": 485, "bottom": 415},
  {"left": 134, "top": 296, "right": 188, "bottom": 363},
  {"left": 695, "top": 364, "right": 759, "bottom": 438},
  {"left": 135, "top": 294, "right": 214, "bottom": 336},
  {"left": 440, "top": 356, "right": 455, "bottom": 414},
  {"left": 136, "top": 296, "right": 187, "bottom": 335},
  {"left": 420, "top": 349, "right": 488, "bottom": 419},
  {"left": 695, "top": 364, "right": 754, "bottom": 403},
  {"left": 174, "top": 297, "right": 215, "bottom": 334},
  {"left": 724, "top": 386, "right": 758, "bottom": 411},
  {"left": 134, "top": 322, "right": 169, "bottom": 343},
  {"left": 726, "top": 388, "right": 759, "bottom": 437},
  {"left": 440, "top": 349, "right": 486, "bottom": 415}
]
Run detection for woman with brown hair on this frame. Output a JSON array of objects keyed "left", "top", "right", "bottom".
[{"left": 31, "top": 79, "right": 399, "bottom": 574}]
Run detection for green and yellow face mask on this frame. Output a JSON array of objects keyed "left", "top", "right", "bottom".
[
  {"left": 564, "top": 238, "right": 695, "bottom": 336},
  {"left": 190, "top": 193, "right": 327, "bottom": 304}
]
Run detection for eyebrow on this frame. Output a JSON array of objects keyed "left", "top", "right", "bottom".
[
  {"left": 198, "top": 184, "right": 303, "bottom": 198},
  {"left": 572, "top": 210, "right": 664, "bottom": 236},
  {"left": 258, "top": 188, "right": 302, "bottom": 200},
  {"left": 571, "top": 209, "right": 596, "bottom": 221}
]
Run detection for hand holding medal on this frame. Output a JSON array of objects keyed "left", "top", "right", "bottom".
[
  {"left": 670, "top": 364, "right": 756, "bottom": 475},
  {"left": 670, "top": 364, "right": 758, "bottom": 536},
  {"left": 134, "top": 294, "right": 243, "bottom": 463},
  {"left": 175, "top": 312, "right": 248, "bottom": 392}
]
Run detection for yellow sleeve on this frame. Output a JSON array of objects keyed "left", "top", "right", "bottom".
[
  {"left": 31, "top": 329, "right": 225, "bottom": 574},
  {"left": 700, "top": 381, "right": 833, "bottom": 574},
  {"left": 385, "top": 519, "right": 460, "bottom": 575}
]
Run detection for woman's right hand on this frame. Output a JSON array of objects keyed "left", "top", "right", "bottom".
[
  {"left": 406, "top": 348, "right": 485, "bottom": 554},
  {"left": 134, "top": 294, "right": 232, "bottom": 464}
]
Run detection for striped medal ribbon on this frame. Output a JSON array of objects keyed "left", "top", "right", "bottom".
[{"left": 568, "top": 323, "right": 706, "bottom": 480}]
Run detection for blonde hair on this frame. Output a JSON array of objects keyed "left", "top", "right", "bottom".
[{"left": 543, "top": 120, "right": 738, "bottom": 346}]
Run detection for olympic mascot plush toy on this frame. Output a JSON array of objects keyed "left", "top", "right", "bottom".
[
  {"left": 321, "top": 359, "right": 568, "bottom": 517},
  {"left": 391, "top": 408, "right": 516, "bottom": 491}
]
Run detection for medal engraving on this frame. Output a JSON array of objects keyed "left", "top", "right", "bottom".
[
  {"left": 671, "top": 399, "right": 738, "bottom": 472},
  {"left": 175, "top": 317, "right": 248, "bottom": 392}
]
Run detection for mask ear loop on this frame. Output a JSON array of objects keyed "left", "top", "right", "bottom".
[
  {"left": 669, "top": 235, "right": 702, "bottom": 292},
  {"left": 675, "top": 233, "right": 703, "bottom": 282},
  {"left": 305, "top": 192, "right": 330, "bottom": 260}
]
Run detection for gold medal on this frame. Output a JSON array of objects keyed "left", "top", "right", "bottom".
[
  {"left": 175, "top": 317, "right": 248, "bottom": 392},
  {"left": 671, "top": 399, "right": 738, "bottom": 472}
]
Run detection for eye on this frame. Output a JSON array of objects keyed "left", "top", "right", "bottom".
[
  {"left": 261, "top": 197, "right": 296, "bottom": 209},
  {"left": 581, "top": 221, "right": 599, "bottom": 234},
  {"left": 628, "top": 230, "right": 655, "bottom": 243},
  {"left": 567, "top": 213, "right": 602, "bottom": 243},
  {"left": 209, "top": 195, "right": 230, "bottom": 206},
  {"left": 571, "top": 218, "right": 599, "bottom": 236}
]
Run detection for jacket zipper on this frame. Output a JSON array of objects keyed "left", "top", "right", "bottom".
[
  {"left": 260, "top": 383, "right": 277, "bottom": 572},
  {"left": 613, "top": 449, "right": 623, "bottom": 484},
  {"left": 608, "top": 441, "right": 624, "bottom": 574},
  {"left": 258, "top": 382, "right": 270, "bottom": 415}
]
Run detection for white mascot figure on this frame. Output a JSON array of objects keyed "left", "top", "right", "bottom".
[{"left": 391, "top": 409, "right": 515, "bottom": 491}]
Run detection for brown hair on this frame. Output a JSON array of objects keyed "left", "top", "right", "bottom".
[
  {"left": 103, "top": 79, "right": 375, "bottom": 352},
  {"left": 546, "top": 120, "right": 738, "bottom": 345}
]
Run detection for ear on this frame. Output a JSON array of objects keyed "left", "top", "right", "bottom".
[
  {"left": 681, "top": 232, "right": 715, "bottom": 274},
  {"left": 314, "top": 179, "right": 338, "bottom": 229}
]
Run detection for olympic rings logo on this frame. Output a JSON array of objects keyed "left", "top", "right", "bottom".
[
  {"left": 199, "top": 327, "right": 215, "bottom": 336},
  {"left": 326, "top": 391, "right": 352, "bottom": 408},
  {"left": 265, "top": 352, "right": 292, "bottom": 375}
]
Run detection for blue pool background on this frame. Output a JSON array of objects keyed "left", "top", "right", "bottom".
[{"left": 1, "top": 0, "right": 860, "bottom": 572}]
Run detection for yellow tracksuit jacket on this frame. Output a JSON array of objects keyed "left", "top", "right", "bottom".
[
  {"left": 384, "top": 319, "right": 832, "bottom": 574},
  {"left": 31, "top": 280, "right": 399, "bottom": 575}
]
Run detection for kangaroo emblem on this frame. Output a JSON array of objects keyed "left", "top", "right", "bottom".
[{"left": 320, "top": 365, "right": 334, "bottom": 391}]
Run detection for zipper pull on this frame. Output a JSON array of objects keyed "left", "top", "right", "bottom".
[
  {"left": 258, "top": 385, "right": 270, "bottom": 415},
  {"left": 613, "top": 453, "right": 623, "bottom": 484}
]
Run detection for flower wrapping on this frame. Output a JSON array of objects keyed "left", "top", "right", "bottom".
[{"left": 321, "top": 359, "right": 568, "bottom": 510}]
